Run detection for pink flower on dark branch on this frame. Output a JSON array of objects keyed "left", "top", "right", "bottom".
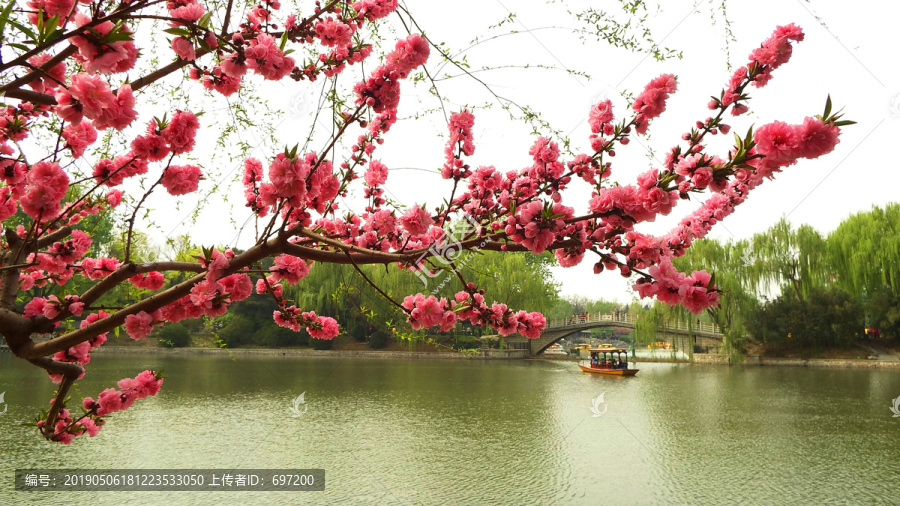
[
  {"left": 400, "top": 205, "right": 433, "bottom": 236},
  {"left": 161, "top": 110, "right": 200, "bottom": 155},
  {"left": 161, "top": 165, "right": 202, "bottom": 196}
]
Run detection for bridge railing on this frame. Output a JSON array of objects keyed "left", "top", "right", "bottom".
[{"left": 546, "top": 312, "right": 720, "bottom": 335}]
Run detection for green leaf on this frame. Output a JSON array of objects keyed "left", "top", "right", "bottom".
[
  {"left": 198, "top": 12, "right": 211, "bottom": 28},
  {"left": 105, "top": 31, "right": 135, "bottom": 43},
  {"left": 163, "top": 27, "right": 192, "bottom": 37},
  {"left": 43, "top": 14, "right": 60, "bottom": 39},
  {"left": 6, "top": 18, "right": 36, "bottom": 39},
  {"left": 823, "top": 94, "right": 832, "bottom": 119},
  {"left": 833, "top": 120, "right": 856, "bottom": 127},
  {"left": 0, "top": 0, "right": 17, "bottom": 38},
  {"left": 45, "top": 28, "right": 64, "bottom": 43}
]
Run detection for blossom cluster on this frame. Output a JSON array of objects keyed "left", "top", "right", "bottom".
[
  {"left": 353, "top": 34, "right": 430, "bottom": 112},
  {"left": 399, "top": 291, "right": 547, "bottom": 339},
  {"left": 38, "top": 370, "right": 164, "bottom": 445},
  {"left": 441, "top": 110, "right": 476, "bottom": 180}
]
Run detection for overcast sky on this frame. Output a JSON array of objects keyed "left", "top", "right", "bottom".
[{"left": 150, "top": 0, "right": 900, "bottom": 304}]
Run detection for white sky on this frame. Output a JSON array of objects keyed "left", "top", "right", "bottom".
[{"left": 144, "top": 0, "right": 900, "bottom": 304}]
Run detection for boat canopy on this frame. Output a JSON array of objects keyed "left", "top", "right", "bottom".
[{"left": 589, "top": 348, "right": 628, "bottom": 354}]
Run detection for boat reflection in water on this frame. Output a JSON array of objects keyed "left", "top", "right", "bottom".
[{"left": 542, "top": 343, "right": 568, "bottom": 356}]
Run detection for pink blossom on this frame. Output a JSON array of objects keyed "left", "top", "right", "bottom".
[
  {"left": 400, "top": 205, "right": 433, "bottom": 236},
  {"left": 268, "top": 153, "right": 309, "bottom": 202},
  {"left": 555, "top": 248, "right": 584, "bottom": 267},
  {"left": 309, "top": 316, "right": 340, "bottom": 339},
  {"left": 0, "top": 188, "right": 15, "bottom": 222},
  {"left": 352, "top": 0, "right": 399, "bottom": 21},
  {"left": 588, "top": 99, "right": 614, "bottom": 133},
  {"left": 24, "top": 297, "right": 47, "bottom": 318},
  {"left": 245, "top": 34, "right": 295, "bottom": 80},
  {"left": 354, "top": 34, "right": 429, "bottom": 112},
  {"left": 443, "top": 110, "right": 476, "bottom": 179},
  {"left": 131, "top": 126, "right": 170, "bottom": 162},
  {"left": 129, "top": 271, "right": 165, "bottom": 290},
  {"left": 58, "top": 73, "right": 113, "bottom": 124},
  {"left": 169, "top": 2, "right": 205, "bottom": 23},
  {"left": 220, "top": 53, "right": 248, "bottom": 78},
  {"left": 189, "top": 279, "right": 227, "bottom": 316},
  {"left": 385, "top": 33, "right": 430, "bottom": 78},
  {"left": 26, "top": 0, "right": 75, "bottom": 27},
  {"left": 161, "top": 110, "right": 200, "bottom": 155},
  {"left": 205, "top": 250, "right": 230, "bottom": 281},
  {"left": 518, "top": 312, "right": 546, "bottom": 339},
  {"left": 315, "top": 19, "right": 355, "bottom": 47},
  {"left": 529, "top": 137, "right": 560, "bottom": 165},
  {"left": 62, "top": 121, "right": 97, "bottom": 158},
  {"left": 20, "top": 161, "right": 69, "bottom": 221},
  {"left": 220, "top": 273, "right": 253, "bottom": 301},
  {"left": 365, "top": 160, "right": 389, "bottom": 186},
  {"left": 25, "top": 53, "right": 66, "bottom": 94},
  {"left": 691, "top": 167, "right": 713, "bottom": 189},
  {"left": 124, "top": 311, "right": 155, "bottom": 340},
  {"left": 794, "top": 117, "right": 840, "bottom": 159},
  {"left": 161, "top": 165, "right": 202, "bottom": 195},
  {"left": 92, "top": 85, "right": 138, "bottom": 131},
  {"left": 402, "top": 294, "right": 447, "bottom": 330},
  {"left": 171, "top": 37, "right": 196, "bottom": 61},
  {"left": 200, "top": 70, "right": 242, "bottom": 97},
  {"left": 754, "top": 120, "right": 799, "bottom": 165},
  {"left": 69, "top": 16, "right": 138, "bottom": 75},
  {"left": 367, "top": 209, "right": 396, "bottom": 235},
  {"left": 270, "top": 255, "right": 313, "bottom": 284},
  {"left": 133, "top": 370, "right": 164, "bottom": 398},
  {"left": 507, "top": 201, "right": 572, "bottom": 254},
  {"left": 632, "top": 74, "right": 677, "bottom": 134},
  {"left": 79, "top": 418, "right": 102, "bottom": 437},
  {"left": 96, "top": 388, "right": 124, "bottom": 415}
]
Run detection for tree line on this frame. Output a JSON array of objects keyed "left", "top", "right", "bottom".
[{"left": 662, "top": 203, "right": 900, "bottom": 353}]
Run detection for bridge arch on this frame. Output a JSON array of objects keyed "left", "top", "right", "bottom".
[{"left": 503, "top": 312, "right": 723, "bottom": 356}]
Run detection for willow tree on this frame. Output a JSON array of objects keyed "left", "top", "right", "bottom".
[
  {"left": 671, "top": 237, "right": 758, "bottom": 355},
  {"left": 826, "top": 204, "right": 900, "bottom": 297},
  {"left": 743, "top": 218, "right": 831, "bottom": 301},
  {"left": 287, "top": 250, "right": 561, "bottom": 346},
  {"left": 826, "top": 204, "right": 900, "bottom": 336}
]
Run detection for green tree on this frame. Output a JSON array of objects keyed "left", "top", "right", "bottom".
[{"left": 750, "top": 287, "right": 862, "bottom": 351}]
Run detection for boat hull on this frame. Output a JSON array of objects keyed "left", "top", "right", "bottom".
[{"left": 578, "top": 364, "right": 639, "bottom": 376}]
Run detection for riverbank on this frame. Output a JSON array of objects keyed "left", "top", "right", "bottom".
[
  {"left": 80, "top": 346, "right": 900, "bottom": 368},
  {"left": 693, "top": 353, "right": 900, "bottom": 368}
]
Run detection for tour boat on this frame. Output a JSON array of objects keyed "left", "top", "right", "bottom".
[
  {"left": 543, "top": 343, "right": 568, "bottom": 356},
  {"left": 578, "top": 348, "right": 639, "bottom": 376}
]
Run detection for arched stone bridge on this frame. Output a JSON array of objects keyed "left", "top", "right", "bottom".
[{"left": 504, "top": 312, "right": 725, "bottom": 356}]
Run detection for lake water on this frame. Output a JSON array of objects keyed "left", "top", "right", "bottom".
[{"left": 1, "top": 351, "right": 899, "bottom": 504}]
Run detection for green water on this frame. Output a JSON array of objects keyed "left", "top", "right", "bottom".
[{"left": 1, "top": 352, "right": 898, "bottom": 505}]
